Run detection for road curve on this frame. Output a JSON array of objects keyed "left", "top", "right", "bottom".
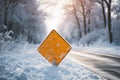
[{"left": 68, "top": 50, "right": 120, "bottom": 80}]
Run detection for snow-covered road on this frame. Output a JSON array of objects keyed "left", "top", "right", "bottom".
[
  {"left": 0, "top": 44, "right": 104, "bottom": 80},
  {"left": 69, "top": 50, "right": 120, "bottom": 80}
]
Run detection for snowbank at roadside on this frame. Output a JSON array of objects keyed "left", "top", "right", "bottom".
[
  {"left": 72, "top": 44, "right": 120, "bottom": 56},
  {"left": 0, "top": 44, "right": 103, "bottom": 80}
]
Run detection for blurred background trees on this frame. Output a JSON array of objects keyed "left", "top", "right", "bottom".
[
  {"left": 0, "top": 0, "right": 46, "bottom": 44},
  {"left": 59, "top": 0, "right": 120, "bottom": 45},
  {"left": 0, "top": 0, "right": 120, "bottom": 46}
]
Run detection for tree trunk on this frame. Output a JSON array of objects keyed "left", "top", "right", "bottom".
[
  {"left": 101, "top": 0, "right": 107, "bottom": 28},
  {"left": 108, "top": 0, "right": 112, "bottom": 43},
  {"left": 104, "top": 0, "right": 113, "bottom": 43},
  {"left": 4, "top": 0, "right": 7, "bottom": 25},
  {"left": 83, "top": 13, "right": 87, "bottom": 35},
  {"left": 88, "top": 9, "right": 91, "bottom": 33},
  {"left": 80, "top": 0, "right": 87, "bottom": 35},
  {"left": 75, "top": 14, "right": 82, "bottom": 38},
  {"left": 3, "top": 0, "right": 8, "bottom": 36},
  {"left": 72, "top": 0, "right": 82, "bottom": 38}
]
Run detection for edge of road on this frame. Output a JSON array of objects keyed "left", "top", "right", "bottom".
[
  {"left": 68, "top": 50, "right": 120, "bottom": 80},
  {"left": 71, "top": 50, "right": 120, "bottom": 59}
]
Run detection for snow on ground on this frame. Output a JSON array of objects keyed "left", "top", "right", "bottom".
[
  {"left": 0, "top": 43, "right": 103, "bottom": 80},
  {"left": 72, "top": 43, "right": 120, "bottom": 56}
]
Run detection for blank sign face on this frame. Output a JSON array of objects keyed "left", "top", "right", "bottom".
[{"left": 38, "top": 30, "right": 72, "bottom": 66}]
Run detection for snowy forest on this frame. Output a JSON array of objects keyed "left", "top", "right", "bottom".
[
  {"left": 0, "top": 0, "right": 120, "bottom": 80},
  {"left": 0, "top": 0, "right": 46, "bottom": 44},
  {"left": 0, "top": 0, "right": 120, "bottom": 47},
  {"left": 58, "top": 0, "right": 120, "bottom": 46}
]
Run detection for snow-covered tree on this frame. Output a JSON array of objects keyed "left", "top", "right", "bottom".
[{"left": 0, "top": 0, "right": 46, "bottom": 44}]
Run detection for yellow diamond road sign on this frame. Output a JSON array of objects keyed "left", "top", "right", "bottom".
[{"left": 38, "top": 30, "right": 72, "bottom": 66}]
